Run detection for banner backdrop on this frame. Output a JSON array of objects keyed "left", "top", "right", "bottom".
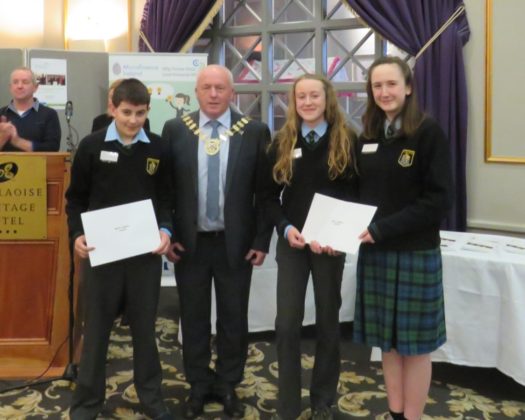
[{"left": 108, "top": 53, "right": 208, "bottom": 134}]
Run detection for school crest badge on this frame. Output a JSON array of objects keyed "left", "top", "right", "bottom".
[
  {"left": 146, "top": 158, "right": 160, "bottom": 175},
  {"left": 398, "top": 149, "right": 415, "bottom": 167}
]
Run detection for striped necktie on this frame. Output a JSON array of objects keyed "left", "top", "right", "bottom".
[{"left": 306, "top": 130, "right": 316, "bottom": 144}]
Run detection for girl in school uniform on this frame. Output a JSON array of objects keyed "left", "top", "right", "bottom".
[
  {"left": 353, "top": 56, "right": 453, "bottom": 420},
  {"left": 264, "top": 73, "right": 357, "bottom": 420}
]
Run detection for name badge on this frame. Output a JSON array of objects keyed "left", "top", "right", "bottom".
[
  {"left": 100, "top": 150, "right": 119, "bottom": 163},
  {"left": 293, "top": 148, "right": 302, "bottom": 159},
  {"left": 362, "top": 143, "right": 378, "bottom": 154}
]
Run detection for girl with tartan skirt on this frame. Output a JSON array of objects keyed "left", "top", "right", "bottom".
[{"left": 353, "top": 56, "right": 453, "bottom": 420}]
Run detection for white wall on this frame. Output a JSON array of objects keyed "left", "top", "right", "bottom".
[{"left": 463, "top": 0, "right": 525, "bottom": 233}]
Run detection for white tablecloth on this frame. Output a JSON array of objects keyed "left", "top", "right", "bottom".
[
  {"left": 243, "top": 234, "right": 357, "bottom": 332},
  {"left": 370, "top": 231, "right": 525, "bottom": 387},
  {"left": 162, "top": 233, "right": 357, "bottom": 332},
  {"left": 166, "top": 230, "right": 525, "bottom": 386},
  {"left": 432, "top": 231, "right": 525, "bottom": 386}
]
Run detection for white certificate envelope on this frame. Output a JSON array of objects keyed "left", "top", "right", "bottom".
[
  {"left": 81, "top": 199, "right": 160, "bottom": 267},
  {"left": 302, "top": 193, "right": 377, "bottom": 254}
]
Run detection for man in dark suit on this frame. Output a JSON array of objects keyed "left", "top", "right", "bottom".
[{"left": 162, "top": 65, "right": 272, "bottom": 418}]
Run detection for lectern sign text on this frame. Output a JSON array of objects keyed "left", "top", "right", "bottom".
[{"left": 0, "top": 156, "right": 47, "bottom": 239}]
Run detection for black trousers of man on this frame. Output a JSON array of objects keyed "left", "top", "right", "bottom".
[{"left": 175, "top": 232, "right": 253, "bottom": 398}]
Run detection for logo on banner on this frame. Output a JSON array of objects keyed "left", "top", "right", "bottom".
[
  {"left": 112, "top": 62, "right": 122, "bottom": 75},
  {"left": 0, "top": 162, "right": 18, "bottom": 182}
]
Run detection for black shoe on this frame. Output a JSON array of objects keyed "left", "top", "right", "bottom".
[
  {"left": 311, "top": 406, "right": 334, "bottom": 420},
  {"left": 182, "top": 394, "right": 205, "bottom": 419},
  {"left": 221, "top": 391, "right": 244, "bottom": 418}
]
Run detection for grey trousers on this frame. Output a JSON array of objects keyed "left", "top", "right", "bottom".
[{"left": 275, "top": 236, "right": 345, "bottom": 419}]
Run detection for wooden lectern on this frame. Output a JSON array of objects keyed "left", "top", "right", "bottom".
[{"left": 0, "top": 153, "right": 73, "bottom": 378}]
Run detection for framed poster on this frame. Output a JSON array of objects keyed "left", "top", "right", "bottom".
[{"left": 485, "top": 0, "right": 525, "bottom": 163}]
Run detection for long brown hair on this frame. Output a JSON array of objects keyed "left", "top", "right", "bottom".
[
  {"left": 362, "top": 56, "right": 424, "bottom": 139},
  {"left": 272, "top": 74, "right": 355, "bottom": 185}
]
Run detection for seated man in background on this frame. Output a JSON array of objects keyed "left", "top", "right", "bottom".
[{"left": 0, "top": 66, "right": 61, "bottom": 151}]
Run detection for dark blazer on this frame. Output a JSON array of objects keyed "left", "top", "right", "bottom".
[{"left": 162, "top": 109, "right": 272, "bottom": 268}]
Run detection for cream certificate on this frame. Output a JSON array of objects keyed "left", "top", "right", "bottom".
[
  {"left": 81, "top": 199, "right": 160, "bottom": 267},
  {"left": 301, "top": 193, "right": 377, "bottom": 254}
]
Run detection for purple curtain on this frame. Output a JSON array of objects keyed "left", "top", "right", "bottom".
[
  {"left": 345, "top": 0, "right": 470, "bottom": 231},
  {"left": 139, "top": 0, "right": 217, "bottom": 52}
]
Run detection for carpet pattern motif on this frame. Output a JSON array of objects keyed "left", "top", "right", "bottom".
[{"left": 1, "top": 316, "right": 524, "bottom": 419}]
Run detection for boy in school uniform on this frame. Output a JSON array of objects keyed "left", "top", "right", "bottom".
[{"left": 66, "top": 78, "right": 173, "bottom": 420}]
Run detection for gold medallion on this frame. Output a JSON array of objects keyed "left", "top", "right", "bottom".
[
  {"left": 205, "top": 139, "right": 221, "bottom": 156},
  {"left": 183, "top": 115, "right": 252, "bottom": 153}
]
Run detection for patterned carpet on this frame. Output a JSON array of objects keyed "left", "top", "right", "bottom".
[{"left": 1, "top": 287, "right": 524, "bottom": 419}]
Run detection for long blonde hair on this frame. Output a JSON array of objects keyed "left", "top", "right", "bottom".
[{"left": 272, "top": 74, "right": 354, "bottom": 185}]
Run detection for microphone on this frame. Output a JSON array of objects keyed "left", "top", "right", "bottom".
[{"left": 65, "top": 100, "right": 73, "bottom": 122}]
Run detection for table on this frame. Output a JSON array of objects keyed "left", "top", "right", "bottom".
[
  {"left": 249, "top": 231, "right": 525, "bottom": 387},
  {"left": 166, "top": 230, "right": 525, "bottom": 387},
  {"left": 162, "top": 233, "right": 357, "bottom": 333},
  {"left": 370, "top": 231, "right": 525, "bottom": 387},
  {"left": 432, "top": 230, "right": 525, "bottom": 386}
]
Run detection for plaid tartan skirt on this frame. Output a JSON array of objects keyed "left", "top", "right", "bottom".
[{"left": 352, "top": 247, "right": 446, "bottom": 355}]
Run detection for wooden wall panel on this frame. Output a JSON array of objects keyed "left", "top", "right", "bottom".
[
  {"left": 0, "top": 153, "right": 72, "bottom": 378},
  {"left": 0, "top": 242, "right": 56, "bottom": 341}
]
